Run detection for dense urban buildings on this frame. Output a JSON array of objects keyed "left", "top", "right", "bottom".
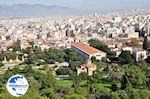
[{"left": 0, "top": 12, "right": 150, "bottom": 61}]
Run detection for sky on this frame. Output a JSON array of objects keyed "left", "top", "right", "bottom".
[{"left": 0, "top": 0, "right": 150, "bottom": 12}]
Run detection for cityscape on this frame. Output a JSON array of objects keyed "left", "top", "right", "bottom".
[{"left": 0, "top": 0, "right": 150, "bottom": 99}]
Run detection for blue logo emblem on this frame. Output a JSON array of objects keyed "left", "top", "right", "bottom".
[{"left": 6, "top": 74, "right": 29, "bottom": 97}]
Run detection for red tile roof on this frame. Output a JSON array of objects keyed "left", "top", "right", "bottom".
[{"left": 72, "top": 42, "right": 105, "bottom": 55}]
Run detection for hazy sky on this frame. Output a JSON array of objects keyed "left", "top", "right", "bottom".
[{"left": 0, "top": 0, "right": 150, "bottom": 12}]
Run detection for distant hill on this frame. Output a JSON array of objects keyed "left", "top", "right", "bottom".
[
  {"left": 0, "top": 4, "right": 82, "bottom": 18},
  {"left": 0, "top": 4, "right": 149, "bottom": 19}
]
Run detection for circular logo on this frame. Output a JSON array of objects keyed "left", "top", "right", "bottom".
[{"left": 6, "top": 74, "right": 29, "bottom": 97}]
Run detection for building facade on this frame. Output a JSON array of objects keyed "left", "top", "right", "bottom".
[{"left": 71, "top": 42, "right": 106, "bottom": 60}]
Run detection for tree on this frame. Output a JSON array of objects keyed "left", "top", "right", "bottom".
[
  {"left": 119, "top": 51, "right": 133, "bottom": 64},
  {"left": 146, "top": 56, "right": 150, "bottom": 64},
  {"left": 23, "top": 65, "right": 34, "bottom": 77},
  {"left": 69, "top": 61, "right": 83, "bottom": 71},
  {"left": 3, "top": 67, "right": 19, "bottom": 82},
  {"left": 72, "top": 75, "right": 81, "bottom": 93},
  {"left": 127, "top": 88, "right": 141, "bottom": 99},
  {"left": 23, "top": 77, "right": 43, "bottom": 99},
  {"left": 91, "top": 56, "right": 97, "bottom": 62},
  {"left": 5, "top": 52, "right": 17, "bottom": 61},
  {"left": 64, "top": 94, "right": 86, "bottom": 99},
  {"left": 64, "top": 49, "right": 79, "bottom": 61},
  {"left": 0, "top": 82, "right": 4, "bottom": 95},
  {"left": 119, "top": 90, "right": 128, "bottom": 99},
  {"left": 101, "top": 57, "right": 107, "bottom": 62},
  {"left": 143, "top": 36, "right": 150, "bottom": 50},
  {"left": 10, "top": 40, "right": 21, "bottom": 52},
  {"left": 40, "top": 88, "right": 55, "bottom": 98},
  {"left": 87, "top": 76, "right": 96, "bottom": 94},
  {"left": 88, "top": 39, "right": 104, "bottom": 48},
  {"left": 79, "top": 72, "right": 88, "bottom": 80},
  {"left": 56, "top": 67, "right": 72, "bottom": 75},
  {"left": 120, "top": 75, "right": 128, "bottom": 90},
  {"left": 92, "top": 70, "right": 103, "bottom": 83},
  {"left": 139, "top": 90, "right": 150, "bottom": 99},
  {"left": 88, "top": 39, "right": 114, "bottom": 55},
  {"left": 111, "top": 83, "right": 117, "bottom": 92},
  {"left": 11, "top": 66, "right": 20, "bottom": 74},
  {"left": 24, "top": 52, "right": 38, "bottom": 64},
  {"left": 40, "top": 71, "right": 56, "bottom": 89},
  {"left": 111, "top": 92, "right": 120, "bottom": 99},
  {"left": 75, "top": 87, "right": 88, "bottom": 97},
  {"left": 126, "top": 66, "right": 146, "bottom": 88}
]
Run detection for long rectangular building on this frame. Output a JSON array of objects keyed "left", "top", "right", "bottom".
[{"left": 71, "top": 42, "right": 106, "bottom": 60}]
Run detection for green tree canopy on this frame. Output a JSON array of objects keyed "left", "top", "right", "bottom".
[
  {"left": 119, "top": 51, "right": 133, "bottom": 64},
  {"left": 88, "top": 39, "right": 114, "bottom": 55}
]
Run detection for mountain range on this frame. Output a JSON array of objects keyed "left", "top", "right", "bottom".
[
  {"left": 0, "top": 4, "right": 84, "bottom": 18},
  {"left": 0, "top": 4, "right": 149, "bottom": 19}
]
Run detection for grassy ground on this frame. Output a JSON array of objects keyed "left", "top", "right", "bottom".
[
  {"left": 94, "top": 83, "right": 111, "bottom": 92},
  {"left": 56, "top": 80, "right": 112, "bottom": 92},
  {"left": 56, "top": 80, "right": 73, "bottom": 88}
]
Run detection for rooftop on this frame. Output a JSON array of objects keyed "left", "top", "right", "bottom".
[{"left": 72, "top": 42, "right": 105, "bottom": 55}]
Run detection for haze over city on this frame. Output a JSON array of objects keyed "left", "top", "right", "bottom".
[{"left": 0, "top": 0, "right": 150, "bottom": 13}]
